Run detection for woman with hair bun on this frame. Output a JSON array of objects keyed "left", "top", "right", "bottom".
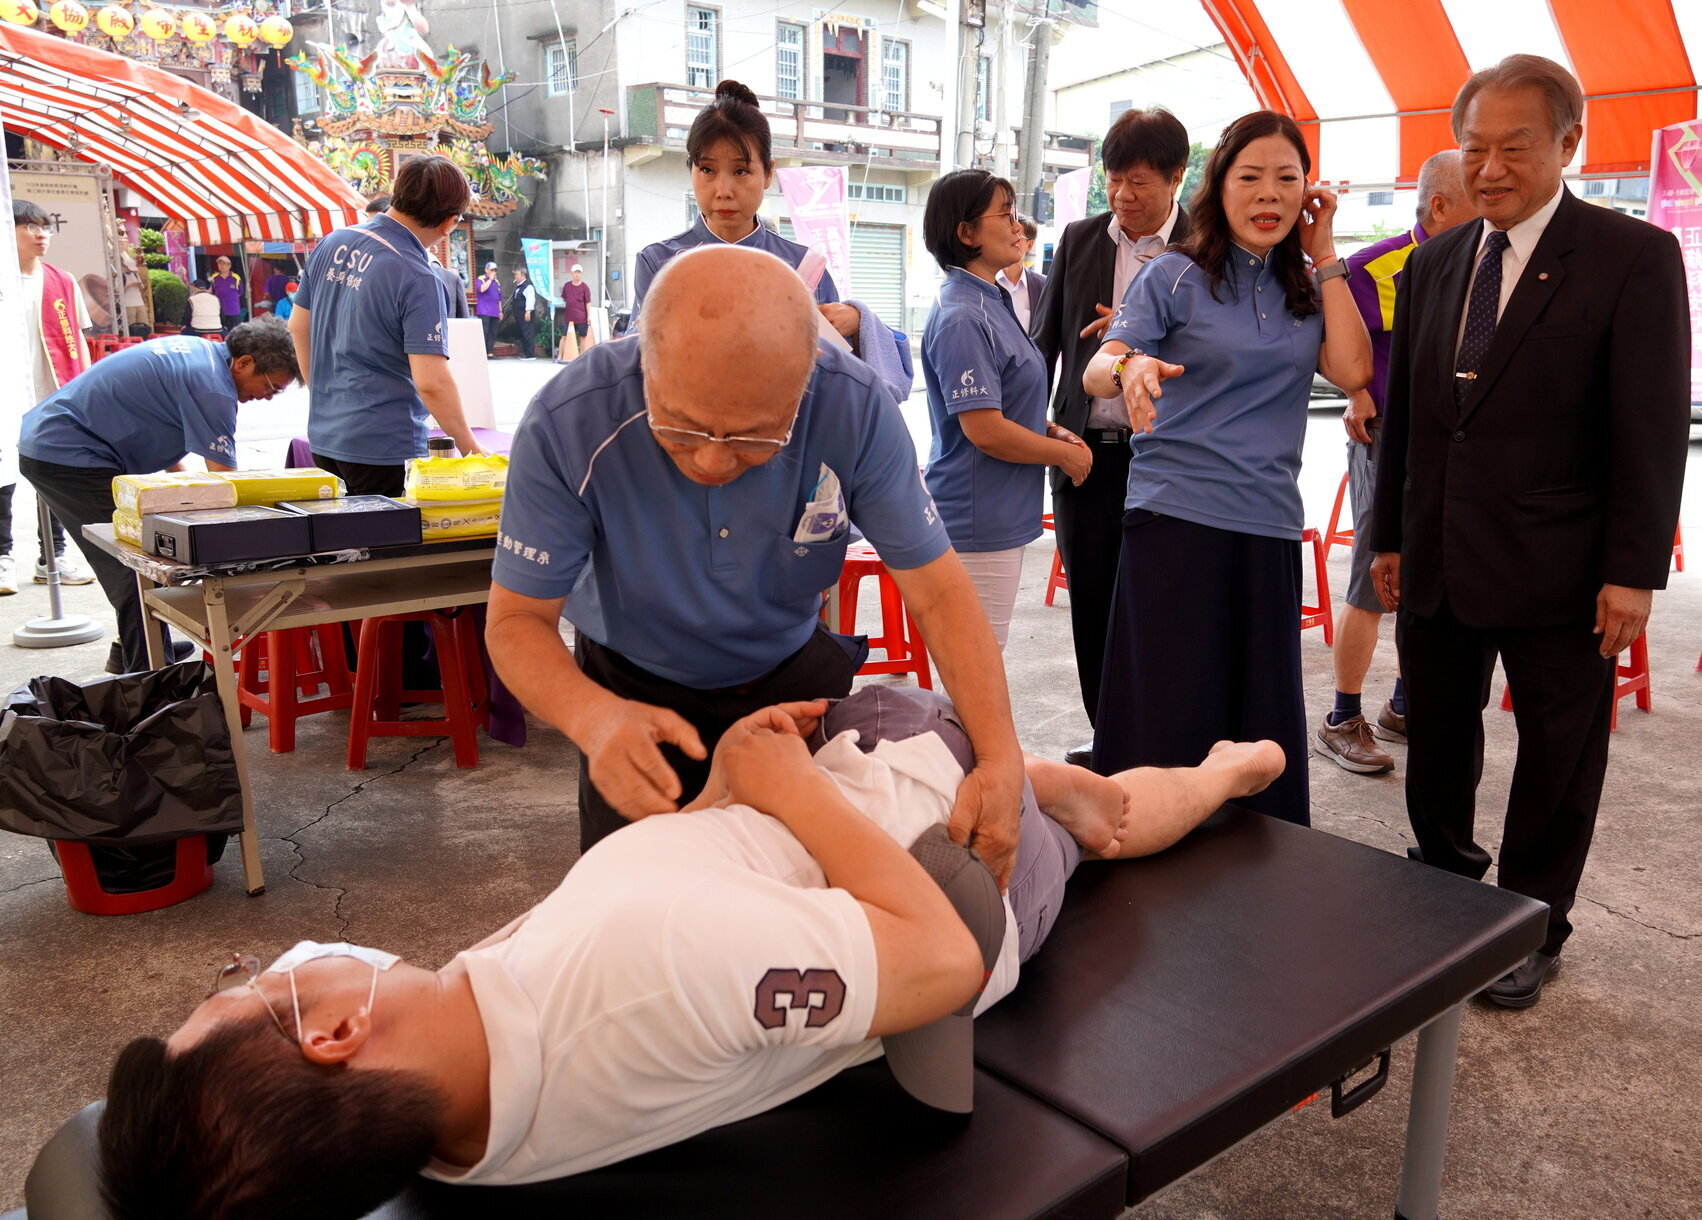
[
  {"left": 634, "top": 80, "right": 846, "bottom": 318},
  {"left": 631, "top": 80, "right": 914, "bottom": 402}
]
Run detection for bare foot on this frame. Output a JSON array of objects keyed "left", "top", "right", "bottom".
[
  {"left": 1206, "top": 740, "right": 1286, "bottom": 797},
  {"left": 1026, "top": 756, "right": 1129, "bottom": 858}
]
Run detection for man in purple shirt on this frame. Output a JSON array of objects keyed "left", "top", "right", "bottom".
[
  {"left": 1314, "top": 150, "right": 1475, "bottom": 776},
  {"left": 209, "top": 256, "right": 244, "bottom": 333},
  {"left": 475, "top": 262, "right": 503, "bottom": 355}
]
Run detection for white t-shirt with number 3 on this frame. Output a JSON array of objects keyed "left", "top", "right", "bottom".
[{"left": 424, "top": 729, "right": 1020, "bottom": 1185}]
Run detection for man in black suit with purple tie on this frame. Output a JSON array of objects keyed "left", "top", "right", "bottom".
[{"left": 1371, "top": 55, "right": 1690, "bottom": 1008}]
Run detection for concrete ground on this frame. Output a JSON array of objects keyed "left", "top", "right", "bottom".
[{"left": 0, "top": 356, "right": 1696, "bottom": 1217}]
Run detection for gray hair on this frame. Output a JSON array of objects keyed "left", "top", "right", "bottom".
[
  {"left": 225, "top": 316, "right": 300, "bottom": 379},
  {"left": 1414, "top": 149, "right": 1464, "bottom": 223},
  {"left": 1451, "top": 54, "right": 1583, "bottom": 142}
]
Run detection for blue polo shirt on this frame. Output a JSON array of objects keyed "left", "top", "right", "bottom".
[
  {"left": 294, "top": 215, "right": 450, "bottom": 465},
  {"left": 1104, "top": 248, "right": 1323, "bottom": 540},
  {"left": 19, "top": 336, "right": 239, "bottom": 473},
  {"left": 493, "top": 339, "right": 947, "bottom": 688},
  {"left": 921, "top": 268, "right": 1050, "bottom": 553},
  {"left": 631, "top": 217, "right": 840, "bottom": 318}
]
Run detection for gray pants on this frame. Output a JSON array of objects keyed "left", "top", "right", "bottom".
[
  {"left": 19, "top": 457, "right": 171, "bottom": 672},
  {"left": 811, "top": 686, "right": 1080, "bottom": 962},
  {"left": 1344, "top": 430, "right": 1386, "bottom": 615}
]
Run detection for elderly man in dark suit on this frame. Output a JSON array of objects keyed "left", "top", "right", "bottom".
[
  {"left": 1031, "top": 107, "right": 1191, "bottom": 764},
  {"left": 1371, "top": 55, "right": 1689, "bottom": 1009}
]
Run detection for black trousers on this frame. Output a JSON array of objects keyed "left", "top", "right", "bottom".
[
  {"left": 309, "top": 453, "right": 406, "bottom": 498},
  {"left": 19, "top": 457, "right": 171, "bottom": 672},
  {"left": 574, "top": 627, "right": 863, "bottom": 853},
  {"left": 1050, "top": 432, "right": 1132, "bottom": 725},
  {"left": 0, "top": 482, "right": 67, "bottom": 561},
  {"left": 480, "top": 314, "right": 498, "bottom": 354},
  {"left": 515, "top": 317, "right": 538, "bottom": 359},
  {"left": 1093, "top": 511, "right": 1309, "bottom": 826},
  {"left": 1397, "top": 600, "right": 1615, "bottom": 956}
]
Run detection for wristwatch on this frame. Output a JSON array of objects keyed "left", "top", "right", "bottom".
[
  {"left": 1110, "top": 348, "right": 1145, "bottom": 392},
  {"left": 1315, "top": 259, "right": 1349, "bottom": 285}
]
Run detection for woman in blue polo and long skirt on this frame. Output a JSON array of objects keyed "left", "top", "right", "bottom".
[{"left": 1082, "top": 111, "right": 1371, "bottom": 824}]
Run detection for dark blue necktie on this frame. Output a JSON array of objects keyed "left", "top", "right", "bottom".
[{"left": 1454, "top": 229, "right": 1511, "bottom": 408}]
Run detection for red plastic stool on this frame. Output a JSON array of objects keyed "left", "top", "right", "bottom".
[
  {"left": 1674, "top": 523, "right": 1684, "bottom": 572},
  {"left": 52, "top": 837, "right": 213, "bottom": 915},
  {"left": 831, "top": 543, "right": 932, "bottom": 688},
  {"left": 1500, "top": 632, "right": 1651, "bottom": 731},
  {"left": 237, "top": 625, "right": 355, "bottom": 753},
  {"left": 347, "top": 608, "right": 489, "bottom": 769},
  {"left": 1042, "top": 513, "right": 1068, "bottom": 606},
  {"left": 1299, "top": 527, "right": 1334, "bottom": 645},
  {"left": 1324, "top": 471, "right": 1354, "bottom": 559}
]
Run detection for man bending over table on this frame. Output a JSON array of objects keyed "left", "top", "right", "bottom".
[
  {"left": 96, "top": 686, "right": 1283, "bottom": 1219},
  {"left": 487, "top": 244, "right": 1027, "bottom": 887}
]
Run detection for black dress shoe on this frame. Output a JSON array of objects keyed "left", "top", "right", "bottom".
[
  {"left": 1064, "top": 742, "right": 1093, "bottom": 769},
  {"left": 1481, "top": 950, "right": 1561, "bottom": 1008},
  {"left": 105, "top": 638, "right": 197, "bottom": 674}
]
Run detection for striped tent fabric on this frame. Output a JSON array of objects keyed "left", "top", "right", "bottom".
[
  {"left": 1200, "top": 0, "right": 1702, "bottom": 184},
  {"left": 0, "top": 24, "right": 364, "bottom": 244}
]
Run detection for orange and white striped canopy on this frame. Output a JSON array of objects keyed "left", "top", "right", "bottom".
[
  {"left": 0, "top": 24, "right": 364, "bottom": 245},
  {"left": 1202, "top": 0, "right": 1701, "bottom": 185}
]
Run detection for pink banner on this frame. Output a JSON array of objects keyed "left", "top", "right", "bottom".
[
  {"left": 1648, "top": 120, "right": 1702, "bottom": 403},
  {"left": 165, "top": 228, "right": 191, "bottom": 282},
  {"left": 776, "top": 166, "right": 853, "bottom": 297},
  {"left": 1054, "top": 167, "right": 1091, "bottom": 226}
]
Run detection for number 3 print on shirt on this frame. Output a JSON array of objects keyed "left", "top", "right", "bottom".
[{"left": 753, "top": 967, "right": 847, "bottom": 1029}]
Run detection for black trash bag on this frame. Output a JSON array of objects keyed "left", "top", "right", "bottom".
[{"left": 0, "top": 660, "right": 244, "bottom": 847}]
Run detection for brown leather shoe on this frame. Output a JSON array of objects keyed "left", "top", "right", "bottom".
[{"left": 1313, "top": 714, "right": 1395, "bottom": 774}]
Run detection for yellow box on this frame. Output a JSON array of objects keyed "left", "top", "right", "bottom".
[
  {"left": 410, "top": 498, "right": 503, "bottom": 540},
  {"left": 111, "top": 472, "right": 235, "bottom": 517},
  {"left": 112, "top": 510, "right": 142, "bottom": 547},
  {"left": 405, "top": 454, "right": 509, "bottom": 502},
  {"left": 212, "top": 468, "right": 345, "bottom": 506}
]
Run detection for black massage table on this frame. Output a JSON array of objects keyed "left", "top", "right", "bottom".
[{"left": 12, "top": 808, "right": 1545, "bottom": 1220}]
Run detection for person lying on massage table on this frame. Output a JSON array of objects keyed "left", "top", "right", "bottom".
[{"left": 95, "top": 687, "right": 1283, "bottom": 1220}]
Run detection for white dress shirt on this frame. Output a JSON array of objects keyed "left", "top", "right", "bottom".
[
  {"left": 996, "top": 266, "right": 1034, "bottom": 331},
  {"left": 1089, "top": 201, "right": 1179, "bottom": 430},
  {"left": 1455, "top": 185, "right": 1566, "bottom": 359}
]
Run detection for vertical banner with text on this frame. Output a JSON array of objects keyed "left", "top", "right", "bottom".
[
  {"left": 1648, "top": 120, "right": 1702, "bottom": 403},
  {"left": 776, "top": 166, "right": 853, "bottom": 297},
  {"left": 520, "top": 237, "right": 554, "bottom": 309}
]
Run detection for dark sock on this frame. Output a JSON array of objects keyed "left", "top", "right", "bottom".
[
  {"left": 1328, "top": 691, "right": 1362, "bottom": 726},
  {"left": 1391, "top": 679, "right": 1407, "bottom": 717}
]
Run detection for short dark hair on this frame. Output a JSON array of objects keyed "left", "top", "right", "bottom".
[
  {"left": 687, "top": 79, "right": 773, "bottom": 171},
  {"left": 191, "top": 278, "right": 210, "bottom": 290},
  {"left": 100, "top": 1017, "right": 446, "bottom": 1220},
  {"left": 365, "top": 194, "right": 391, "bottom": 215},
  {"left": 225, "top": 315, "right": 301, "bottom": 379},
  {"left": 1452, "top": 53, "right": 1583, "bottom": 142},
  {"left": 388, "top": 158, "right": 469, "bottom": 229},
  {"left": 13, "top": 198, "right": 51, "bottom": 228},
  {"left": 923, "top": 169, "right": 1013, "bottom": 272},
  {"left": 1178, "top": 110, "right": 1319, "bottom": 321},
  {"left": 1016, "top": 212, "right": 1038, "bottom": 241},
  {"left": 1101, "top": 107, "right": 1189, "bottom": 178}
]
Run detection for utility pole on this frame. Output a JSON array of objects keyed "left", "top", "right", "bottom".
[
  {"left": 957, "top": 0, "right": 986, "bottom": 170},
  {"left": 992, "top": 1, "right": 1013, "bottom": 178},
  {"left": 1016, "top": 0, "right": 1053, "bottom": 204}
]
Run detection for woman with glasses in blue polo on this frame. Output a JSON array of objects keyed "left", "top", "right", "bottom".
[{"left": 921, "top": 169, "right": 1092, "bottom": 649}]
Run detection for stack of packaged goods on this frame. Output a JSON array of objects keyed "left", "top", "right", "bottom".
[
  {"left": 404, "top": 452, "right": 508, "bottom": 541},
  {"left": 110, "top": 473, "right": 237, "bottom": 547},
  {"left": 212, "top": 468, "right": 344, "bottom": 506}
]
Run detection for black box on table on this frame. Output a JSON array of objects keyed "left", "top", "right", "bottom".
[
  {"left": 277, "top": 496, "right": 423, "bottom": 551},
  {"left": 141, "top": 506, "right": 312, "bottom": 565}
]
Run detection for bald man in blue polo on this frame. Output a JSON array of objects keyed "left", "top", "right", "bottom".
[{"left": 487, "top": 246, "right": 1025, "bottom": 885}]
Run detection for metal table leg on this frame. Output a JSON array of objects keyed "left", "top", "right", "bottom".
[
  {"left": 204, "top": 584, "right": 266, "bottom": 895},
  {"left": 1394, "top": 1002, "right": 1464, "bottom": 1220}
]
